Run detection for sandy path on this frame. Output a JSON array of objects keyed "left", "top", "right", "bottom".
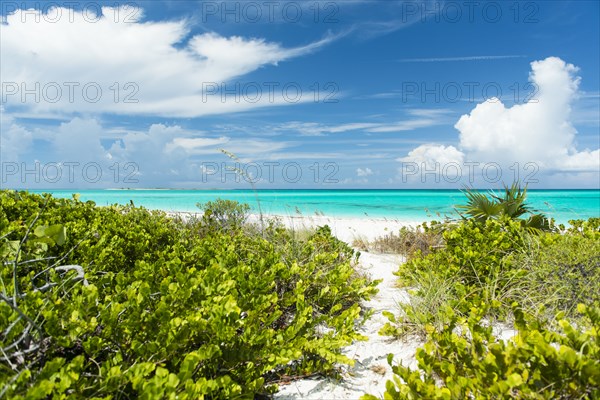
[{"left": 274, "top": 251, "right": 422, "bottom": 399}]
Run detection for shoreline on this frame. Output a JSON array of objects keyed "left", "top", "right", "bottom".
[{"left": 21, "top": 188, "right": 600, "bottom": 225}]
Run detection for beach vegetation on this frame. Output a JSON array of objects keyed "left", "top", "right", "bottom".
[
  {"left": 0, "top": 190, "right": 378, "bottom": 399},
  {"left": 352, "top": 223, "right": 445, "bottom": 261},
  {"left": 457, "top": 183, "right": 552, "bottom": 232},
  {"left": 383, "top": 214, "right": 599, "bottom": 339},
  {"left": 371, "top": 184, "right": 599, "bottom": 399},
  {"left": 196, "top": 199, "right": 250, "bottom": 234},
  {"left": 365, "top": 303, "right": 600, "bottom": 400}
]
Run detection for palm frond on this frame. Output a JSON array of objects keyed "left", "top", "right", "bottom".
[
  {"left": 521, "top": 214, "right": 551, "bottom": 233},
  {"left": 457, "top": 188, "right": 503, "bottom": 222},
  {"left": 457, "top": 182, "right": 551, "bottom": 232}
]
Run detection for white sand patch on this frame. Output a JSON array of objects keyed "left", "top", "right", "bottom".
[
  {"left": 168, "top": 211, "right": 419, "bottom": 244},
  {"left": 273, "top": 250, "right": 422, "bottom": 400},
  {"left": 251, "top": 214, "right": 419, "bottom": 244}
]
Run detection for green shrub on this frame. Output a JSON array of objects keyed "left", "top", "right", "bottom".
[
  {"left": 0, "top": 190, "right": 378, "bottom": 399},
  {"left": 374, "top": 186, "right": 599, "bottom": 399},
  {"left": 385, "top": 216, "right": 600, "bottom": 337},
  {"left": 379, "top": 273, "right": 456, "bottom": 338},
  {"left": 364, "top": 303, "right": 600, "bottom": 399},
  {"left": 562, "top": 217, "right": 600, "bottom": 237},
  {"left": 383, "top": 218, "right": 526, "bottom": 336},
  {"left": 196, "top": 199, "right": 251, "bottom": 234},
  {"left": 457, "top": 184, "right": 552, "bottom": 232},
  {"left": 511, "top": 225, "right": 600, "bottom": 319}
]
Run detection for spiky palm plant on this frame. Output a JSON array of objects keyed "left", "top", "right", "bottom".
[
  {"left": 492, "top": 183, "right": 531, "bottom": 218},
  {"left": 458, "top": 189, "right": 503, "bottom": 223},
  {"left": 457, "top": 183, "right": 552, "bottom": 232}
]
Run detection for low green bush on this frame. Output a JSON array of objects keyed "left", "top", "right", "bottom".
[
  {"left": 375, "top": 185, "right": 599, "bottom": 398},
  {"left": 512, "top": 222, "right": 600, "bottom": 318},
  {"left": 196, "top": 199, "right": 251, "bottom": 234},
  {"left": 382, "top": 218, "right": 527, "bottom": 338},
  {"left": 383, "top": 216, "right": 599, "bottom": 338},
  {"left": 364, "top": 303, "right": 600, "bottom": 399},
  {"left": 0, "top": 190, "right": 378, "bottom": 399}
]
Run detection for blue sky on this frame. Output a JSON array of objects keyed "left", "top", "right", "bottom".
[{"left": 1, "top": 0, "right": 599, "bottom": 189}]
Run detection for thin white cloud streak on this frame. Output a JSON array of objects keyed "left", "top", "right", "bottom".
[
  {"left": 263, "top": 152, "right": 344, "bottom": 161},
  {"left": 367, "top": 119, "right": 441, "bottom": 132},
  {"left": 398, "top": 55, "right": 527, "bottom": 63},
  {"left": 278, "top": 111, "right": 450, "bottom": 136},
  {"left": 580, "top": 92, "right": 600, "bottom": 98}
]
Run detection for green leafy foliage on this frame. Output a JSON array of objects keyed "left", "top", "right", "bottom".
[
  {"left": 0, "top": 190, "right": 378, "bottom": 398},
  {"left": 374, "top": 185, "right": 599, "bottom": 399},
  {"left": 382, "top": 218, "right": 527, "bottom": 338},
  {"left": 512, "top": 223, "right": 600, "bottom": 316},
  {"left": 457, "top": 183, "right": 552, "bottom": 232},
  {"left": 364, "top": 303, "right": 600, "bottom": 399},
  {"left": 383, "top": 212, "right": 599, "bottom": 338},
  {"left": 196, "top": 199, "right": 251, "bottom": 234}
]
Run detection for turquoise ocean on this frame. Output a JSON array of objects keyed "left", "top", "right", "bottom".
[{"left": 27, "top": 189, "right": 600, "bottom": 224}]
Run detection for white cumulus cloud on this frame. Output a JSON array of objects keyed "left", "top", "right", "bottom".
[
  {"left": 356, "top": 167, "right": 373, "bottom": 177},
  {"left": 0, "top": 108, "right": 34, "bottom": 162},
  {"left": 398, "top": 144, "right": 464, "bottom": 167},
  {"left": 401, "top": 57, "right": 600, "bottom": 178},
  {"left": 0, "top": 6, "right": 333, "bottom": 118}
]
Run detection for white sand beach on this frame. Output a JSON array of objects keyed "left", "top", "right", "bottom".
[
  {"left": 169, "top": 211, "right": 420, "bottom": 243},
  {"left": 259, "top": 214, "right": 420, "bottom": 244}
]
